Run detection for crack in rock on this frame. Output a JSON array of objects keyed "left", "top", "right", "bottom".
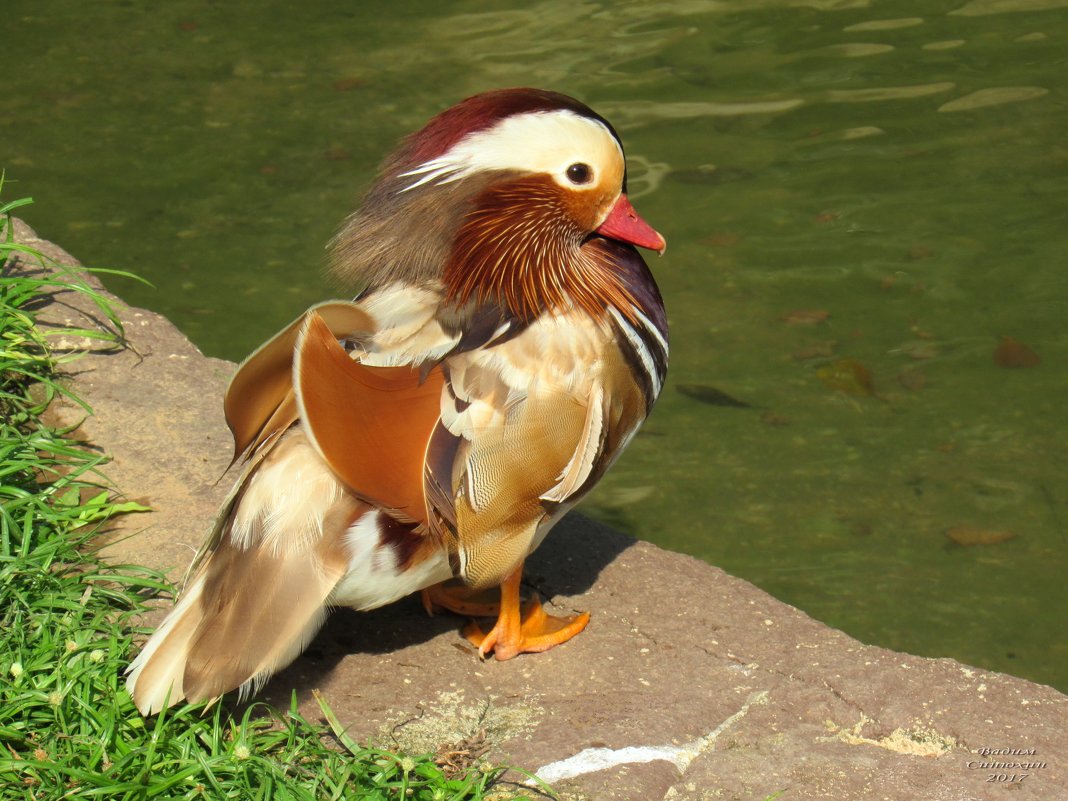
[
  {"left": 530, "top": 690, "right": 768, "bottom": 785},
  {"left": 747, "top": 654, "right": 874, "bottom": 721}
]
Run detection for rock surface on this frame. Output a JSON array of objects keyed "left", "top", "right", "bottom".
[{"left": 10, "top": 219, "right": 1068, "bottom": 800}]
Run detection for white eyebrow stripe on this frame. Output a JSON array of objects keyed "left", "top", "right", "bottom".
[
  {"left": 395, "top": 109, "right": 621, "bottom": 194},
  {"left": 398, "top": 165, "right": 462, "bottom": 192},
  {"left": 398, "top": 157, "right": 455, "bottom": 178}
]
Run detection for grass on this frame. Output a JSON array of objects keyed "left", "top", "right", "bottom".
[{"left": 0, "top": 184, "right": 546, "bottom": 800}]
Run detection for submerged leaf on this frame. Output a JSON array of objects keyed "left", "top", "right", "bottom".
[
  {"left": 793, "top": 340, "right": 838, "bottom": 361},
  {"left": 780, "top": 309, "right": 830, "bottom": 326},
  {"left": 897, "top": 368, "right": 927, "bottom": 392},
  {"left": 994, "top": 336, "right": 1040, "bottom": 368},
  {"left": 816, "top": 358, "right": 876, "bottom": 396},
  {"left": 945, "top": 525, "right": 1018, "bottom": 547}
]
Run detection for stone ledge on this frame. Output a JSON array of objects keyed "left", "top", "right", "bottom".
[{"left": 9, "top": 219, "right": 1067, "bottom": 800}]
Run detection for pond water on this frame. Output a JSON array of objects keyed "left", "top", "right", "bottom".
[{"left": 5, "top": 0, "right": 1067, "bottom": 692}]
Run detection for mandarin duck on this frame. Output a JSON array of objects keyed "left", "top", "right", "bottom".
[{"left": 126, "top": 88, "right": 668, "bottom": 715}]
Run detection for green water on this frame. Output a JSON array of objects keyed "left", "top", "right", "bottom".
[{"left": 5, "top": 0, "right": 1067, "bottom": 691}]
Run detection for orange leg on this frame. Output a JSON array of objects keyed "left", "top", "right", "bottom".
[{"left": 463, "top": 563, "right": 590, "bottom": 661}]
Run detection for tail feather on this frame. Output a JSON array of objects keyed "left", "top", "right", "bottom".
[
  {"left": 126, "top": 428, "right": 364, "bottom": 714},
  {"left": 181, "top": 506, "right": 356, "bottom": 701},
  {"left": 125, "top": 576, "right": 205, "bottom": 715}
]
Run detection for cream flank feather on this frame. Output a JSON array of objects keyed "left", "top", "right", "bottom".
[{"left": 126, "top": 89, "right": 668, "bottom": 714}]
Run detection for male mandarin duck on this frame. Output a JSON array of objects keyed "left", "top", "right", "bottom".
[{"left": 126, "top": 88, "right": 669, "bottom": 715}]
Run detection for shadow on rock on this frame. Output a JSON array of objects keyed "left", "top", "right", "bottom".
[{"left": 258, "top": 511, "right": 635, "bottom": 708}]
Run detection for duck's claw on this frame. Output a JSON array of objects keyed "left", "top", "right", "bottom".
[{"left": 462, "top": 566, "right": 590, "bottom": 661}]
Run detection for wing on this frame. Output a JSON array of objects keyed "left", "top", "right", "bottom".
[
  {"left": 223, "top": 289, "right": 468, "bottom": 530},
  {"left": 427, "top": 240, "right": 669, "bottom": 589},
  {"left": 224, "top": 300, "right": 377, "bottom": 461},
  {"left": 132, "top": 295, "right": 458, "bottom": 712},
  {"left": 294, "top": 311, "right": 444, "bottom": 526},
  {"left": 428, "top": 311, "right": 651, "bottom": 589}
]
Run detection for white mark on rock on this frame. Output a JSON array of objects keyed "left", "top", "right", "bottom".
[{"left": 531, "top": 690, "right": 768, "bottom": 785}]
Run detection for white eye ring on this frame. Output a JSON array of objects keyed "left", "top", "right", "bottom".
[{"left": 565, "top": 162, "right": 593, "bottom": 185}]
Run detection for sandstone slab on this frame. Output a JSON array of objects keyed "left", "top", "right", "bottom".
[{"left": 9, "top": 219, "right": 1067, "bottom": 800}]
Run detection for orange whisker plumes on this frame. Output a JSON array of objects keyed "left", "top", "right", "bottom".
[{"left": 444, "top": 176, "right": 639, "bottom": 323}]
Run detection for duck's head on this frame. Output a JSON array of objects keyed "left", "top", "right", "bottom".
[{"left": 331, "top": 88, "right": 665, "bottom": 320}]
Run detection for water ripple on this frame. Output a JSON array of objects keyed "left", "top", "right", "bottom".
[
  {"left": 950, "top": 0, "right": 1068, "bottom": 15},
  {"left": 844, "top": 17, "right": 924, "bottom": 30},
  {"left": 625, "top": 155, "right": 672, "bottom": 199},
  {"left": 824, "top": 82, "right": 956, "bottom": 102},
  {"left": 602, "top": 98, "right": 805, "bottom": 128},
  {"left": 821, "top": 43, "right": 897, "bottom": 57},
  {"left": 938, "top": 86, "right": 1050, "bottom": 112},
  {"left": 923, "top": 39, "right": 966, "bottom": 50}
]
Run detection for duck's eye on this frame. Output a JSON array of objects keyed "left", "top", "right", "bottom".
[{"left": 566, "top": 162, "right": 593, "bottom": 185}]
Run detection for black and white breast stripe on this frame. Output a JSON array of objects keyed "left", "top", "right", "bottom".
[
  {"left": 600, "top": 240, "right": 669, "bottom": 411},
  {"left": 609, "top": 304, "right": 669, "bottom": 410}
]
